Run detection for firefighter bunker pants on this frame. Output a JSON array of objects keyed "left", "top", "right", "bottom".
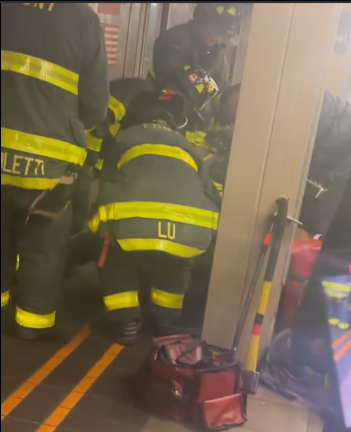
[
  {"left": 100, "top": 243, "right": 194, "bottom": 323},
  {"left": 1, "top": 187, "right": 71, "bottom": 331}
]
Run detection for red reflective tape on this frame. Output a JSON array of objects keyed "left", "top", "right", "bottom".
[
  {"left": 264, "top": 233, "right": 272, "bottom": 246},
  {"left": 252, "top": 324, "right": 262, "bottom": 337}
]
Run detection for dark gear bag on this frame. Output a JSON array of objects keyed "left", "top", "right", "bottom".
[{"left": 135, "top": 335, "right": 247, "bottom": 430}]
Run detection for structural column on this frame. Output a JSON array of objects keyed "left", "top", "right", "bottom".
[{"left": 202, "top": 3, "right": 342, "bottom": 356}]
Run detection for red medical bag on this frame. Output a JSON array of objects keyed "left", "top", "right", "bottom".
[{"left": 135, "top": 335, "right": 247, "bottom": 430}]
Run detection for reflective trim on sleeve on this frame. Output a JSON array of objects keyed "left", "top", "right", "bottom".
[
  {"left": 95, "top": 159, "right": 104, "bottom": 171},
  {"left": 16, "top": 255, "right": 19, "bottom": 271},
  {"left": 1, "top": 291, "right": 10, "bottom": 308},
  {"left": 322, "top": 280, "right": 351, "bottom": 299},
  {"left": 1, "top": 50, "right": 79, "bottom": 95},
  {"left": 88, "top": 201, "right": 219, "bottom": 233},
  {"left": 213, "top": 181, "right": 223, "bottom": 192},
  {"left": 1, "top": 128, "right": 87, "bottom": 165},
  {"left": 85, "top": 131, "right": 103, "bottom": 153},
  {"left": 103, "top": 291, "right": 139, "bottom": 311},
  {"left": 151, "top": 288, "right": 184, "bottom": 309},
  {"left": 117, "top": 144, "right": 198, "bottom": 172},
  {"left": 15, "top": 307, "right": 56, "bottom": 329},
  {"left": 118, "top": 239, "right": 204, "bottom": 258},
  {"left": 109, "top": 122, "right": 121, "bottom": 137},
  {"left": 109, "top": 96, "right": 126, "bottom": 123},
  {"left": 1, "top": 174, "right": 60, "bottom": 190}
]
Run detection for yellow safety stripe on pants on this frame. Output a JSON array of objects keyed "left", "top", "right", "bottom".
[
  {"left": 151, "top": 288, "right": 184, "bottom": 309},
  {"left": 109, "top": 96, "right": 126, "bottom": 124},
  {"left": 89, "top": 201, "right": 219, "bottom": 233},
  {"left": 1, "top": 50, "right": 79, "bottom": 95},
  {"left": 1, "top": 128, "right": 87, "bottom": 165},
  {"left": 85, "top": 130, "right": 103, "bottom": 153},
  {"left": 117, "top": 144, "right": 198, "bottom": 172},
  {"left": 1, "top": 174, "right": 60, "bottom": 190},
  {"left": 213, "top": 181, "right": 223, "bottom": 192},
  {"left": 103, "top": 291, "right": 139, "bottom": 311},
  {"left": 118, "top": 239, "right": 204, "bottom": 258},
  {"left": 16, "top": 255, "right": 19, "bottom": 271},
  {"left": 1, "top": 291, "right": 10, "bottom": 308},
  {"left": 15, "top": 307, "right": 56, "bottom": 329}
]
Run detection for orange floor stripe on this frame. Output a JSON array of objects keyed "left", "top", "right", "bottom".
[
  {"left": 332, "top": 329, "right": 351, "bottom": 350},
  {"left": 1, "top": 326, "right": 90, "bottom": 419},
  {"left": 334, "top": 334, "right": 351, "bottom": 362},
  {"left": 36, "top": 344, "right": 123, "bottom": 432}
]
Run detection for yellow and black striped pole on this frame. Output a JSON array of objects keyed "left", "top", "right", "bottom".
[{"left": 243, "top": 197, "right": 288, "bottom": 391}]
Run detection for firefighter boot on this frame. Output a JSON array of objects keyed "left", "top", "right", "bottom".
[
  {"left": 150, "top": 317, "right": 178, "bottom": 337},
  {"left": 113, "top": 321, "right": 138, "bottom": 346},
  {"left": 16, "top": 325, "right": 53, "bottom": 341}
]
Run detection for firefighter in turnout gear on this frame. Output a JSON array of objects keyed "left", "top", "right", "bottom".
[
  {"left": 150, "top": 3, "right": 244, "bottom": 92},
  {"left": 89, "top": 90, "right": 221, "bottom": 345},
  {"left": 1, "top": 3, "right": 109, "bottom": 338},
  {"left": 322, "top": 274, "right": 351, "bottom": 331},
  {"left": 73, "top": 78, "right": 155, "bottom": 234}
]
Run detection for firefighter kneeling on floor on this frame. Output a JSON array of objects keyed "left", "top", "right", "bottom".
[{"left": 89, "top": 90, "right": 221, "bottom": 346}]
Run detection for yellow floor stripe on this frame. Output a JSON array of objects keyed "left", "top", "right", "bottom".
[
  {"left": 36, "top": 344, "right": 123, "bottom": 432},
  {"left": 1, "top": 327, "right": 90, "bottom": 418}
]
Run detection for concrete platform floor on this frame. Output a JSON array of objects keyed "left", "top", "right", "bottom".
[{"left": 1, "top": 265, "right": 322, "bottom": 432}]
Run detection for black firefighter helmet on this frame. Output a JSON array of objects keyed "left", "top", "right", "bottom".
[{"left": 193, "top": 3, "right": 243, "bottom": 41}]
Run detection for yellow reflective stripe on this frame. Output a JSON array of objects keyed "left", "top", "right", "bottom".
[
  {"left": 117, "top": 144, "right": 198, "bottom": 171},
  {"left": 1, "top": 50, "right": 79, "bottom": 95},
  {"left": 109, "top": 122, "right": 121, "bottom": 137},
  {"left": 213, "top": 181, "right": 223, "bottom": 192},
  {"left": 322, "top": 281, "right": 351, "bottom": 294},
  {"left": 15, "top": 307, "right": 55, "bottom": 329},
  {"left": 151, "top": 288, "right": 184, "bottom": 309},
  {"left": 95, "top": 159, "right": 104, "bottom": 171},
  {"left": 118, "top": 239, "right": 204, "bottom": 258},
  {"left": 85, "top": 131, "right": 103, "bottom": 153},
  {"left": 1, "top": 291, "right": 10, "bottom": 308},
  {"left": 1, "top": 128, "right": 87, "bottom": 165},
  {"left": 148, "top": 64, "right": 156, "bottom": 79},
  {"left": 326, "top": 292, "right": 346, "bottom": 299},
  {"left": 103, "top": 291, "right": 139, "bottom": 311},
  {"left": 109, "top": 96, "right": 126, "bottom": 122},
  {"left": 185, "top": 131, "right": 215, "bottom": 151},
  {"left": 185, "top": 131, "right": 204, "bottom": 144},
  {"left": 88, "top": 201, "right": 218, "bottom": 233},
  {"left": 1, "top": 174, "right": 60, "bottom": 190},
  {"left": 16, "top": 255, "right": 19, "bottom": 271}
]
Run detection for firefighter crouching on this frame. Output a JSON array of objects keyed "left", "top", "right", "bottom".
[
  {"left": 72, "top": 78, "right": 156, "bottom": 235},
  {"left": 67, "top": 70, "right": 223, "bottom": 274},
  {"left": 88, "top": 90, "right": 221, "bottom": 345},
  {"left": 1, "top": 3, "right": 109, "bottom": 338}
]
